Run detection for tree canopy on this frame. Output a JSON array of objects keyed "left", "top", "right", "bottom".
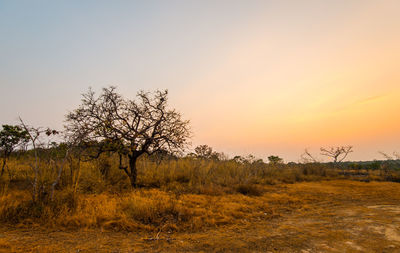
[
  {"left": 268, "top": 155, "right": 283, "bottom": 165},
  {"left": 0, "top": 124, "right": 29, "bottom": 177}
]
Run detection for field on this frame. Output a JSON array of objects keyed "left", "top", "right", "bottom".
[
  {"left": 1, "top": 80, "right": 399, "bottom": 252},
  {"left": 1, "top": 179, "right": 400, "bottom": 252}
]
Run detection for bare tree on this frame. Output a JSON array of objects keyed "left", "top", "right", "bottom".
[
  {"left": 378, "top": 151, "right": 400, "bottom": 172},
  {"left": 300, "top": 148, "right": 319, "bottom": 163},
  {"left": 65, "top": 87, "right": 191, "bottom": 188},
  {"left": 19, "top": 118, "right": 60, "bottom": 202},
  {"left": 19, "top": 119, "right": 42, "bottom": 202},
  {"left": 379, "top": 151, "right": 400, "bottom": 161},
  {"left": 320, "top": 146, "right": 353, "bottom": 163}
]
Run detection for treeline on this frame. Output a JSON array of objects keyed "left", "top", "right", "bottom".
[{"left": 2, "top": 131, "right": 400, "bottom": 200}]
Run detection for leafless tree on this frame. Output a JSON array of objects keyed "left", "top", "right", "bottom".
[
  {"left": 19, "top": 118, "right": 42, "bottom": 202},
  {"left": 19, "top": 118, "right": 61, "bottom": 202},
  {"left": 300, "top": 149, "right": 319, "bottom": 163},
  {"left": 379, "top": 151, "right": 393, "bottom": 160},
  {"left": 320, "top": 146, "right": 353, "bottom": 163},
  {"left": 379, "top": 151, "right": 400, "bottom": 161},
  {"left": 378, "top": 151, "right": 400, "bottom": 173},
  {"left": 65, "top": 87, "right": 191, "bottom": 188}
]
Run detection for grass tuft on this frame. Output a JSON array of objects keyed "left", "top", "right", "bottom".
[{"left": 235, "top": 184, "right": 263, "bottom": 196}]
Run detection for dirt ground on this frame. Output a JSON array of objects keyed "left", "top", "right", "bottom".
[{"left": 1, "top": 180, "right": 400, "bottom": 252}]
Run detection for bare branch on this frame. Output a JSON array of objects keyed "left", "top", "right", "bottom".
[
  {"left": 320, "top": 146, "right": 353, "bottom": 163},
  {"left": 300, "top": 149, "right": 319, "bottom": 163}
]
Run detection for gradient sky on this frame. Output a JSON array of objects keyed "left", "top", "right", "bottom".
[{"left": 1, "top": 0, "right": 399, "bottom": 162}]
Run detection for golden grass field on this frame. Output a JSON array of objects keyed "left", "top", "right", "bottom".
[{"left": 1, "top": 180, "right": 400, "bottom": 252}]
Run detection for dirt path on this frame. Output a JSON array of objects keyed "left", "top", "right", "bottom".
[{"left": 1, "top": 181, "right": 400, "bottom": 252}]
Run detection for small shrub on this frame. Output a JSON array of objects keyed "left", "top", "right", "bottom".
[
  {"left": 120, "top": 190, "right": 181, "bottom": 226},
  {"left": 235, "top": 184, "right": 263, "bottom": 196}
]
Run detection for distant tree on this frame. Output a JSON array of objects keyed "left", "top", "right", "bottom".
[
  {"left": 379, "top": 151, "right": 393, "bottom": 160},
  {"left": 233, "top": 155, "right": 246, "bottom": 164},
  {"left": 379, "top": 151, "right": 400, "bottom": 161},
  {"left": 65, "top": 87, "right": 191, "bottom": 188},
  {"left": 245, "top": 154, "right": 257, "bottom": 164},
  {"left": 0, "top": 124, "right": 29, "bottom": 177},
  {"left": 191, "top": 145, "right": 228, "bottom": 161},
  {"left": 252, "top": 158, "right": 264, "bottom": 165},
  {"left": 320, "top": 146, "right": 353, "bottom": 163},
  {"left": 19, "top": 118, "right": 61, "bottom": 202},
  {"left": 268, "top": 155, "right": 283, "bottom": 164},
  {"left": 210, "top": 151, "right": 228, "bottom": 161},
  {"left": 194, "top": 145, "right": 213, "bottom": 159},
  {"left": 378, "top": 151, "right": 400, "bottom": 173},
  {"left": 300, "top": 148, "right": 319, "bottom": 163}
]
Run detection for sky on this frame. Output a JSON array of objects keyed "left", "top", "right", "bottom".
[{"left": 0, "top": 0, "right": 399, "bottom": 162}]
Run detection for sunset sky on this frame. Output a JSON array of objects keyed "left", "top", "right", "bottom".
[{"left": 1, "top": 0, "right": 399, "bottom": 162}]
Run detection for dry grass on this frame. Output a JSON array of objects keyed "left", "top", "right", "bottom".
[
  {"left": 0, "top": 185, "right": 299, "bottom": 232},
  {"left": 1, "top": 180, "right": 400, "bottom": 252},
  {"left": 1, "top": 154, "right": 400, "bottom": 251},
  {"left": 0, "top": 155, "right": 399, "bottom": 232},
  {"left": 2, "top": 156, "right": 340, "bottom": 193},
  {"left": 0, "top": 238, "right": 12, "bottom": 253}
]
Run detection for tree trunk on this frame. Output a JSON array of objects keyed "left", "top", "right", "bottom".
[
  {"left": 128, "top": 155, "right": 138, "bottom": 188},
  {"left": 1, "top": 158, "right": 6, "bottom": 177},
  {"left": 1, "top": 150, "right": 8, "bottom": 177}
]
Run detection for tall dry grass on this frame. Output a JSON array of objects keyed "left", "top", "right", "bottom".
[
  {"left": 0, "top": 153, "right": 399, "bottom": 231},
  {"left": 0, "top": 185, "right": 304, "bottom": 232}
]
